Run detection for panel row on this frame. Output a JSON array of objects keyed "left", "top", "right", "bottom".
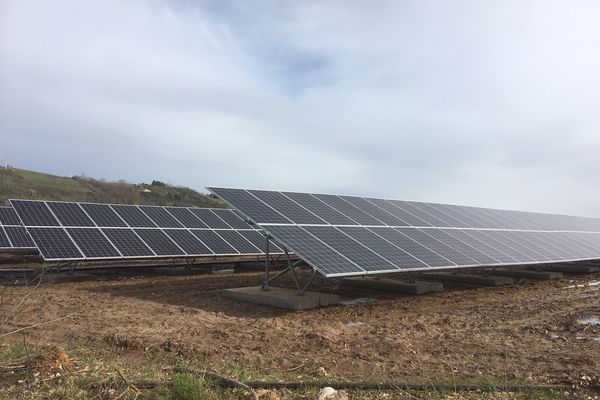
[
  {"left": 9, "top": 200, "right": 252, "bottom": 230},
  {"left": 262, "top": 225, "right": 600, "bottom": 277},
  {"left": 27, "top": 227, "right": 283, "bottom": 261},
  {"left": 209, "top": 188, "right": 600, "bottom": 232}
]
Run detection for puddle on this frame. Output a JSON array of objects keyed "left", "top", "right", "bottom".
[
  {"left": 341, "top": 297, "right": 377, "bottom": 306},
  {"left": 346, "top": 321, "right": 365, "bottom": 327},
  {"left": 577, "top": 316, "right": 600, "bottom": 325},
  {"left": 564, "top": 280, "right": 600, "bottom": 289}
]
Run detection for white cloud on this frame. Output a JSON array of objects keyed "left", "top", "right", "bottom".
[{"left": 1, "top": 0, "right": 600, "bottom": 216}]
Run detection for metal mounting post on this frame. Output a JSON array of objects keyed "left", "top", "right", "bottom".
[
  {"left": 263, "top": 247, "right": 315, "bottom": 296},
  {"left": 262, "top": 234, "right": 271, "bottom": 291}
]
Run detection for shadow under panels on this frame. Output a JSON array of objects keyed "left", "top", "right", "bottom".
[
  {"left": 208, "top": 188, "right": 600, "bottom": 277},
  {"left": 9, "top": 200, "right": 281, "bottom": 261}
]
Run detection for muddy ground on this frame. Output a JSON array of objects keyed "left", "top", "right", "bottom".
[{"left": 1, "top": 268, "right": 599, "bottom": 386}]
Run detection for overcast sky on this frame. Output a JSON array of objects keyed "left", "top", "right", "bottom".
[{"left": 1, "top": 1, "right": 600, "bottom": 216}]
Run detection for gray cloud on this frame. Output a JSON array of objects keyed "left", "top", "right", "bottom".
[{"left": 1, "top": 0, "right": 599, "bottom": 216}]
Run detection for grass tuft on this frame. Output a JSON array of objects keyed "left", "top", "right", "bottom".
[
  {"left": 0, "top": 342, "right": 29, "bottom": 362},
  {"left": 171, "top": 373, "right": 211, "bottom": 400}
]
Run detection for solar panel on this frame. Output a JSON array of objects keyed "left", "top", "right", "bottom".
[
  {"left": 190, "top": 230, "right": 239, "bottom": 255},
  {"left": 238, "top": 230, "right": 284, "bottom": 253},
  {"left": 139, "top": 206, "right": 184, "bottom": 228},
  {"left": 208, "top": 188, "right": 600, "bottom": 277},
  {"left": 188, "top": 209, "right": 231, "bottom": 229},
  {"left": 47, "top": 202, "right": 95, "bottom": 227},
  {"left": 264, "top": 225, "right": 364, "bottom": 276},
  {"left": 401, "top": 228, "right": 478, "bottom": 266},
  {"left": 164, "top": 207, "right": 209, "bottom": 228},
  {"left": 11, "top": 200, "right": 60, "bottom": 226},
  {"left": 0, "top": 228, "right": 11, "bottom": 248},
  {"left": 0, "top": 206, "right": 37, "bottom": 249},
  {"left": 398, "top": 202, "right": 451, "bottom": 227},
  {"left": 80, "top": 203, "right": 128, "bottom": 227},
  {"left": 461, "top": 230, "right": 535, "bottom": 263},
  {"left": 337, "top": 226, "right": 428, "bottom": 269},
  {"left": 163, "top": 229, "right": 214, "bottom": 255},
  {"left": 312, "top": 194, "right": 385, "bottom": 226},
  {"left": 67, "top": 228, "right": 121, "bottom": 258},
  {"left": 211, "top": 209, "right": 252, "bottom": 230},
  {"left": 340, "top": 196, "right": 408, "bottom": 226},
  {"left": 418, "top": 229, "right": 500, "bottom": 265},
  {"left": 27, "top": 227, "right": 83, "bottom": 260},
  {"left": 435, "top": 204, "right": 485, "bottom": 228},
  {"left": 441, "top": 229, "right": 518, "bottom": 264},
  {"left": 134, "top": 229, "right": 185, "bottom": 256},
  {"left": 215, "top": 230, "right": 261, "bottom": 254},
  {"left": 111, "top": 205, "right": 157, "bottom": 227},
  {"left": 551, "top": 232, "right": 597, "bottom": 258},
  {"left": 303, "top": 226, "right": 399, "bottom": 273},
  {"left": 364, "top": 198, "right": 428, "bottom": 226},
  {"left": 102, "top": 228, "right": 155, "bottom": 257},
  {"left": 248, "top": 190, "right": 326, "bottom": 224},
  {"left": 281, "top": 192, "right": 357, "bottom": 225},
  {"left": 0, "top": 207, "right": 22, "bottom": 225},
  {"left": 3, "top": 226, "right": 36, "bottom": 248},
  {"left": 207, "top": 188, "right": 291, "bottom": 224},
  {"left": 369, "top": 227, "right": 454, "bottom": 268}
]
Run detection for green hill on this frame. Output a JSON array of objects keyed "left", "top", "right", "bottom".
[{"left": 0, "top": 167, "right": 225, "bottom": 208}]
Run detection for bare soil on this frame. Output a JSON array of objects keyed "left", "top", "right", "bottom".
[{"left": 1, "top": 269, "right": 599, "bottom": 385}]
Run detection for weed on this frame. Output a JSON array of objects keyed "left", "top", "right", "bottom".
[
  {"left": 0, "top": 342, "right": 29, "bottom": 362},
  {"left": 171, "top": 373, "right": 211, "bottom": 400}
]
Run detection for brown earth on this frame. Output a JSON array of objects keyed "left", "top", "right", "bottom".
[{"left": 1, "top": 269, "right": 599, "bottom": 385}]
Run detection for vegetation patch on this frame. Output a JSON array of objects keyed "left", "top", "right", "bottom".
[{"left": 0, "top": 166, "right": 224, "bottom": 208}]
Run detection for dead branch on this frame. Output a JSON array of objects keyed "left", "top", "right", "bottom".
[{"left": 0, "top": 314, "right": 80, "bottom": 339}]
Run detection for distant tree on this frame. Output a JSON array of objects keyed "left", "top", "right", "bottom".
[{"left": 151, "top": 180, "right": 166, "bottom": 187}]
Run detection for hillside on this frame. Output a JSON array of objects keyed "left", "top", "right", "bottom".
[{"left": 0, "top": 167, "right": 225, "bottom": 208}]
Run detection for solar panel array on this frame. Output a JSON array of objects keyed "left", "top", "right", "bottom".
[
  {"left": 0, "top": 206, "right": 36, "bottom": 249},
  {"left": 9, "top": 200, "right": 282, "bottom": 261},
  {"left": 208, "top": 188, "right": 600, "bottom": 277}
]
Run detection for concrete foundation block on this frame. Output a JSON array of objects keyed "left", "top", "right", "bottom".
[
  {"left": 528, "top": 265, "right": 600, "bottom": 274},
  {"left": 339, "top": 277, "right": 443, "bottom": 294},
  {"left": 223, "top": 286, "right": 340, "bottom": 310},
  {"left": 419, "top": 272, "right": 514, "bottom": 287},
  {"left": 490, "top": 269, "right": 562, "bottom": 280}
]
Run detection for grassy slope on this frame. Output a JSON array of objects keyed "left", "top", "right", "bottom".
[{"left": 0, "top": 167, "right": 224, "bottom": 208}]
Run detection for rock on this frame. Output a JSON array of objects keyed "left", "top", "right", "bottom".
[
  {"left": 318, "top": 387, "right": 349, "bottom": 400},
  {"left": 256, "top": 389, "right": 280, "bottom": 400}
]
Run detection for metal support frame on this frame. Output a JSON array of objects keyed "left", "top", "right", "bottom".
[
  {"left": 184, "top": 257, "right": 196, "bottom": 270},
  {"left": 262, "top": 235, "right": 315, "bottom": 295}
]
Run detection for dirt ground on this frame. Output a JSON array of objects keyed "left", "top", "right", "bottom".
[{"left": 1, "top": 268, "right": 599, "bottom": 387}]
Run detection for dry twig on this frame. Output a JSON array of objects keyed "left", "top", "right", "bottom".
[{"left": 0, "top": 314, "right": 80, "bottom": 339}]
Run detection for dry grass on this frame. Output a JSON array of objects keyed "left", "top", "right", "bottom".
[{"left": 0, "top": 342, "right": 583, "bottom": 400}]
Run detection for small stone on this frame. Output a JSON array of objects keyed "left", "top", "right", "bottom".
[{"left": 318, "top": 387, "right": 349, "bottom": 400}]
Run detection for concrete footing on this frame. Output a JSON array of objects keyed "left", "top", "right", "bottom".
[
  {"left": 489, "top": 269, "right": 563, "bottom": 280},
  {"left": 339, "top": 277, "right": 444, "bottom": 294},
  {"left": 528, "top": 265, "right": 600, "bottom": 274},
  {"left": 223, "top": 286, "right": 340, "bottom": 310},
  {"left": 41, "top": 273, "right": 99, "bottom": 283},
  {"left": 419, "top": 272, "right": 514, "bottom": 287}
]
